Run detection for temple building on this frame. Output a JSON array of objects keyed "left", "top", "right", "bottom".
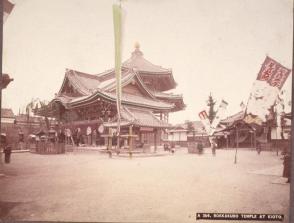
[{"left": 40, "top": 44, "right": 185, "bottom": 149}]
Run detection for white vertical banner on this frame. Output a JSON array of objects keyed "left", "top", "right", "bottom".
[
  {"left": 210, "top": 100, "right": 228, "bottom": 135},
  {"left": 198, "top": 110, "right": 211, "bottom": 135},
  {"left": 246, "top": 80, "right": 279, "bottom": 122},
  {"left": 245, "top": 56, "right": 291, "bottom": 125},
  {"left": 113, "top": 2, "right": 125, "bottom": 135}
]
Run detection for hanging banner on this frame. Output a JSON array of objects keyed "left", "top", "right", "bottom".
[
  {"left": 268, "top": 66, "right": 291, "bottom": 89},
  {"left": 257, "top": 56, "right": 279, "bottom": 81},
  {"left": 210, "top": 100, "right": 228, "bottom": 135},
  {"left": 246, "top": 80, "right": 279, "bottom": 122},
  {"left": 257, "top": 56, "right": 291, "bottom": 89},
  {"left": 245, "top": 56, "right": 291, "bottom": 125},
  {"left": 198, "top": 110, "right": 211, "bottom": 135},
  {"left": 113, "top": 3, "right": 125, "bottom": 135}
]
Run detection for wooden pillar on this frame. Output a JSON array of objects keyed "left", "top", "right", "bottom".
[
  {"left": 226, "top": 135, "right": 229, "bottom": 149},
  {"left": 139, "top": 132, "right": 142, "bottom": 143},
  {"left": 129, "top": 125, "right": 133, "bottom": 158},
  {"left": 253, "top": 130, "right": 256, "bottom": 148},
  {"left": 250, "top": 131, "right": 253, "bottom": 148},
  {"left": 161, "top": 129, "right": 164, "bottom": 146},
  {"left": 234, "top": 127, "right": 239, "bottom": 164},
  {"left": 154, "top": 129, "right": 157, "bottom": 153},
  {"left": 236, "top": 127, "right": 239, "bottom": 148},
  {"left": 108, "top": 128, "right": 112, "bottom": 150}
]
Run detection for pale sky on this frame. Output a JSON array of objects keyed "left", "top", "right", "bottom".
[{"left": 3, "top": 0, "right": 293, "bottom": 124}]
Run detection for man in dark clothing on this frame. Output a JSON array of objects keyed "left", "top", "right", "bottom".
[
  {"left": 283, "top": 153, "right": 291, "bottom": 183},
  {"left": 0, "top": 134, "right": 7, "bottom": 164},
  {"left": 58, "top": 130, "right": 66, "bottom": 143},
  {"left": 256, "top": 142, "right": 261, "bottom": 155},
  {"left": 58, "top": 129, "right": 66, "bottom": 154}
]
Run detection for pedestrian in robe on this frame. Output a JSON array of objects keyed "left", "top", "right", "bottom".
[{"left": 86, "top": 126, "right": 92, "bottom": 146}]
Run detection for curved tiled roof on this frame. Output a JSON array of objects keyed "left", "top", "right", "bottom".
[
  {"left": 123, "top": 107, "right": 170, "bottom": 128},
  {"left": 99, "top": 69, "right": 136, "bottom": 91},
  {"left": 123, "top": 48, "right": 171, "bottom": 74},
  {"left": 1, "top": 108, "right": 15, "bottom": 118},
  {"left": 220, "top": 111, "right": 245, "bottom": 125},
  {"left": 55, "top": 68, "right": 174, "bottom": 110},
  {"left": 62, "top": 69, "right": 101, "bottom": 95},
  {"left": 95, "top": 46, "right": 177, "bottom": 91},
  {"left": 153, "top": 91, "right": 183, "bottom": 99},
  {"left": 66, "top": 91, "right": 174, "bottom": 110},
  {"left": 104, "top": 106, "right": 170, "bottom": 128},
  {"left": 152, "top": 91, "right": 185, "bottom": 111}
]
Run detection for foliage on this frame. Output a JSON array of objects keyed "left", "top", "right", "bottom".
[
  {"left": 186, "top": 120, "right": 196, "bottom": 142},
  {"left": 25, "top": 98, "right": 51, "bottom": 130},
  {"left": 207, "top": 93, "right": 216, "bottom": 124},
  {"left": 186, "top": 121, "right": 194, "bottom": 133}
]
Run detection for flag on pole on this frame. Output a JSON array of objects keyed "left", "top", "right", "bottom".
[
  {"left": 256, "top": 56, "right": 291, "bottom": 88},
  {"left": 113, "top": 2, "right": 123, "bottom": 135},
  {"left": 210, "top": 100, "right": 228, "bottom": 135},
  {"left": 3, "top": 0, "right": 14, "bottom": 23},
  {"left": 245, "top": 56, "right": 291, "bottom": 124},
  {"left": 198, "top": 110, "right": 211, "bottom": 135},
  {"left": 240, "top": 101, "right": 246, "bottom": 111},
  {"left": 275, "top": 98, "right": 284, "bottom": 139}
]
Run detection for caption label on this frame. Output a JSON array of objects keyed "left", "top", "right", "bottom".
[{"left": 196, "top": 213, "right": 284, "bottom": 221}]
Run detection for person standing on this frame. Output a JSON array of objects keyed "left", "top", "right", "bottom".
[
  {"left": 76, "top": 128, "right": 81, "bottom": 146},
  {"left": 0, "top": 133, "right": 7, "bottom": 164},
  {"left": 86, "top": 126, "right": 92, "bottom": 146},
  {"left": 209, "top": 136, "right": 216, "bottom": 156},
  {"left": 92, "top": 129, "right": 97, "bottom": 147},
  {"left": 58, "top": 129, "right": 66, "bottom": 154},
  {"left": 18, "top": 129, "right": 24, "bottom": 150},
  {"left": 256, "top": 142, "right": 261, "bottom": 155},
  {"left": 283, "top": 152, "right": 291, "bottom": 183},
  {"left": 65, "top": 128, "right": 69, "bottom": 144}
]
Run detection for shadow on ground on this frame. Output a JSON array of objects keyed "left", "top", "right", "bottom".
[{"left": 0, "top": 201, "right": 22, "bottom": 220}]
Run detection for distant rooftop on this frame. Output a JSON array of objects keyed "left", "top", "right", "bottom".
[{"left": 1, "top": 108, "right": 15, "bottom": 118}]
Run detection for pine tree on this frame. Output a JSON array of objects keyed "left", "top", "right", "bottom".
[
  {"left": 186, "top": 121, "right": 195, "bottom": 141},
  {"left": 207, "top": 93, "right": 216, "bottom": 124}
]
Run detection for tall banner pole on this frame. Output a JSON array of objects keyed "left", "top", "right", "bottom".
[
  {"left": 0, "top": 0, "right": 3, "bottom": 167},
  {"left": 113, "top": 1, "right": 124, "bottom": 152}
]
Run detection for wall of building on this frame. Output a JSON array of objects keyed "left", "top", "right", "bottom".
[{"left": 168, "top": 131, "right": 187, "bottom": 142}]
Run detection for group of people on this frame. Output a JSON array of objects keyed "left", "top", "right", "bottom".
[{"left": 63, "top": 126, "right": 103, "bottom": 147}]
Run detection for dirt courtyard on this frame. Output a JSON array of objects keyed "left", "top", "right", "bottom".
[{"left": 0, "top": 148, "right": 290, "bottom": 222}]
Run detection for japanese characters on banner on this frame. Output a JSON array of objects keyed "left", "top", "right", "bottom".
[
  {"left": 210, "top": 100, "right": 228, "bottom": 135},
  {"left": 245, "top": 56, "right": 291, "bottom": 124},
  {"left": 198, "top": 110, "right": 211, "bottom": 135},
  {"left": 257, "top": 56, "right": 291, "bottom": 89}
]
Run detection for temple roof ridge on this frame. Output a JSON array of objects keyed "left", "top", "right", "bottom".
[
  {"left": 122, "top": 43, "right": 172, "bottom": 74},
  {"left": 59, "top": 69, "right": 101, "bottom": 96},
  {"left": 65, "top": 68, "right": 100, "bottom": 81}
]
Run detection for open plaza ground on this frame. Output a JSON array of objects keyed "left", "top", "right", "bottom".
[{"left": 0, "top": 147, "right": 290, "bottom": 223}]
